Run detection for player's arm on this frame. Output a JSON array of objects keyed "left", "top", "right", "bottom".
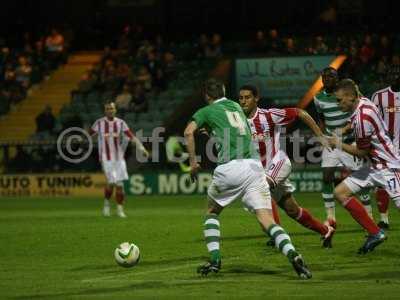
[
  {"left": 184, "top": 121, "right": 200, "bottom": 181},
  {"left": 123, "top": 128, "right": 149, "bottom": 158},
  {"left": 296, "top": 108, "right": 329, "bottom": 148},
  {"left": 313, "top": 97, "right": 326, "bottom": 132},
  {"left": 339, "top": 122, "right": 352, "bottom": 136},
  {"left": 327, "top": 135, "right": 370, "bottom": 158},
  {"left": 130, "top": 135, "right": 149, "bottom": 158}
]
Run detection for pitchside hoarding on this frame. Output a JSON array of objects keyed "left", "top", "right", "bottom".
[
  {"left": 123, "top": 170, "right": 324, "bottom": 195},
  {"left": 235, "top": 55, "right": 335, "bottom": 105},
  {"left": 0, "top": 170, "right": 324, "bottom": 197}
]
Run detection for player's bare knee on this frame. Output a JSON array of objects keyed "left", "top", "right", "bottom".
[
  {"left": 334, "top": 184, "right": 352, "bottom": 204},
  {"left": 207, "top": 198, "right": 223, "bottom": 215},
  {"left": 255, "top": 208, "right": 274, "bottom": 229},
  {"left": 393, "top": 198, "right": 400, "bottom": 210}
]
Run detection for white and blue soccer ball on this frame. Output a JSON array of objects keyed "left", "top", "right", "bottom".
[{"left": 114, "top": 242, "right": 140, "bottom": 268}]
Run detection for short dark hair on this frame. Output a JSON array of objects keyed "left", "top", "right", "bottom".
[
  {"left": 321, "top": 66, "right": 338, "bottom": 77},
  {"left": 336, "top": 78, "right": 361, "bottom": 97},
  {"left": 203, "top": 78, "right": 225, "bottom": 99},
  {"left": 239, "top": 84, "right": 259, "bottom": 97}
]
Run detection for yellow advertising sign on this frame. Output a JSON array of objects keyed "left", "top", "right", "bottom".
[{"left": 0, "top": 173, "right": 106, "bottom": 197}]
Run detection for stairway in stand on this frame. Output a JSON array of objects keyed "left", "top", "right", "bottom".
[{"left": 0, "top": 52, "right": 101, "bottom": 142}]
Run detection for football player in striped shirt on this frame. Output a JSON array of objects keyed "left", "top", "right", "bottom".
[
  {"left": 185, "top": 78, "right": 311, "bottom": 279},
  {"left": 90, "top": 102, "right": 149, "bottom": 218},
  {"left": 328, "top": 79, "right": 400, "bottom": 254},
  {"left": 371, "top": 66, "right": 400, "bottom": 229},
  {"left": 314, "top": 67, "right": 372, "bottom": 226},
  {"left": 239, "top": 85, "right": 335, "bottom": 248}
]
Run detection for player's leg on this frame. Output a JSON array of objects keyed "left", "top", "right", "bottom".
[
  {"left": 103, "top": 183, "right": 114, "bottom": 217},
  {"left": 197, "top": 198, "right": 224, "bottom": 275},
  {"left": 115, "top": 159, "right": 129, "bottom": 218},
  {"left": 321, "top": 148, "right": 338, "bottom": 224},
  {"left": 254, "top": 208, "right": 311, "bottom": 279},
  {"left": 322, "top": 167, "right": 336, "bottom": 224},
  {"left": 265, "top": 152, "right": 291, "bottom": 225},
  {"left": 244, "top": 159, "right": 311, "bottom": 279},
  {"left": 198, "top": 163, "right": 235, "bottom": 275},
  {"left": 376, "top": 188, "right": 390, "bottom": 229},
  {"left": 102, "top": 161, "right": 115, "bottom": 217},
  {"left": 334, "top": 168, "right": 386, "bottom": 253},
  {"left": 340, "top": 150, "right": 374, "bottom": 218},
  {"left": 115, "top": 181, "right": 126, "bottom": 218},
  {"left": 278, "top": 193, "right": 335, "bottom": 248}
]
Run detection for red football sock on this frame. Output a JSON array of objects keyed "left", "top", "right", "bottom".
[
  {"left": 104, "top": 187, "right": 113, "bottom": 199},
  {"left": 376, "top": 188, "right": 390, "bottom": 214},
  {"left": 296, "top": 208, "right": 328, "bottom": 235},
  {"left": 116, "top": 190, "right": 125, "bottom": 205},
  {"left": 344, "top": 197, "right": 380, "bottom": 235},
  {"left": 271, "top": 199, "right": 281, "bottom": 225}
]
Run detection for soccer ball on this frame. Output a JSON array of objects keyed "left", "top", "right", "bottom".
[{"left": 114, "top": 242, "right": 140, "bottom": 268}]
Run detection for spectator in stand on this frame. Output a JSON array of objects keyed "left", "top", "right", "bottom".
[
  {"left": 36, "top": 105, "right": 55, "bottom": 133},
  {"left": 100, "top": 63, "right": 120, "bottom": 93},
  {"left": 136, "top": 40, "right": 154, "bottom": 61},
  {"left": 205, "top": 33, "right": 222, "bottom": 57},
  {"left": 15, "top": 56, "right": 32, "bottom": 89},
  {"left": 376, "top": 35, "right": 392, "bottom": 59},
  {"left": 154, "top": 34, "right": 166, "bottom": 54},
  {"left": 4, "top": 64, "right": 25, "bottom": 104},
  {"left": 100, "top": 46, "right": 113, "bottom": 65},
  {"left": 0, "top": 88, "right": 10, "bottom": 115},
  {"left": 163, "top": 51, "right": 176, "bottom": 82},
  {"left": 310, "top": 35, "right": 328, "bottom": 54},
  {"left": 359, "top": 34, "right": 375, "bottom": 64},
  {"left": 392, "top": 54, "right": 400, "bottom": 67},
  {"left": 376, "top": 56, "right": 389, "bottom": 82},
  {"left": 115, "top": 83, "right": 132, "bottom": 115},
  {"left": 118, "top": 25, "right": 133, "bottom": 51},
  {"left": 284, "top": 37, "right": 296, "bottom": 55},
  {"left": 196, "top": 34, "right": 209, "bottom": 59},
  {"left": 253, "top": 30, "right": 268, "bottom": 54},
  {"left": 131, "top": 84, "right": 147, "bottom": 113},
  {"left": 136, "top": 66, "right": 152, "bottom": 92},
  {"left": 153, "top": 68, "right": 167, "bottom": 92},
  {"left": 72, "top": 69, "right": 97, "bottom": 98},
  {"left": 45, "top": 28, "right": 65, "bottom": 69},
  {"left": 268, "top": 29, "right": 283, "bottom": 54},
  {"left": 145, "top": 50, "right": 161, "bottom": 79},
  {"left": 116, "top": 62, "right": 131, "bottom": 83}
]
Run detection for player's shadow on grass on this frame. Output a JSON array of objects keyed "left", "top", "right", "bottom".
[
  {"left": 193, "top": 234, "right": 265, "bottom": 243},
  {"left": 224, "top": 264, "right": 288, "bottom": 277},
  {"left": 193, "top": 228, "right": 368, "bottom": 243},
  {"left": 68, "top": 256, "right": 205, "bottom": 274}
]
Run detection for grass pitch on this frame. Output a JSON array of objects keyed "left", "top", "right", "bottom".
[{"left": 0, "top": 193, "right": 399, "bottom": 299}]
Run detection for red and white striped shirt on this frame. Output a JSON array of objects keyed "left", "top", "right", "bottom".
[
  {"left": 89, "top": 117, "right": 134, "bottom": 162},
  {"left": 372, "top": 86, "right": 400, "bottom": 154},
  {"left": 247, "top": 107, "right": 298, "bottom": 167},
  {"left": 351, "top": 97, "right": 400, "bottom": 169}
]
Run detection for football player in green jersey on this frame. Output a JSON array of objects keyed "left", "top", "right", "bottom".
[
  {"left": 314, "top": 67, "right": 372, "bottom": 226},
  {"left": 184, "top": 78, "right": 312, "bottom": 279}
]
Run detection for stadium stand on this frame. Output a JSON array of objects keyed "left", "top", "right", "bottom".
[{"left": 1, "top": 27, "right": 400, "bottom": 173}]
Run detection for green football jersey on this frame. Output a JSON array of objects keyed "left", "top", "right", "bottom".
[
  {"left": 314, "top": 90, "right": 353, "bottom": 141},
  {"left": 192, "top": 97, "right": 255, "bottom": 164}
]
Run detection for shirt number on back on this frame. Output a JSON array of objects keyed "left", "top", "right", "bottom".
[
  {"left": 387, "top": 178, "right": 397, "bottom": 191},
  {"left": 225, "top": 111, "right": 246, "bottom": 135}
]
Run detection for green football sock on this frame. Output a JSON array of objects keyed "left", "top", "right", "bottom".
[
  {"left": 322, "top": 181, "right": 335, "bottom": 220},
  {"left": 266, "top": 224, "right": 298, "bottom": 260},
  {"left": 204, "top": 214, "right": 221, "bottom": 263}
]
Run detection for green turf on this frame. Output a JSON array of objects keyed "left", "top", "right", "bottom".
[{"left": 0, "top": 193, "right": 399, "bottom": 299}]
